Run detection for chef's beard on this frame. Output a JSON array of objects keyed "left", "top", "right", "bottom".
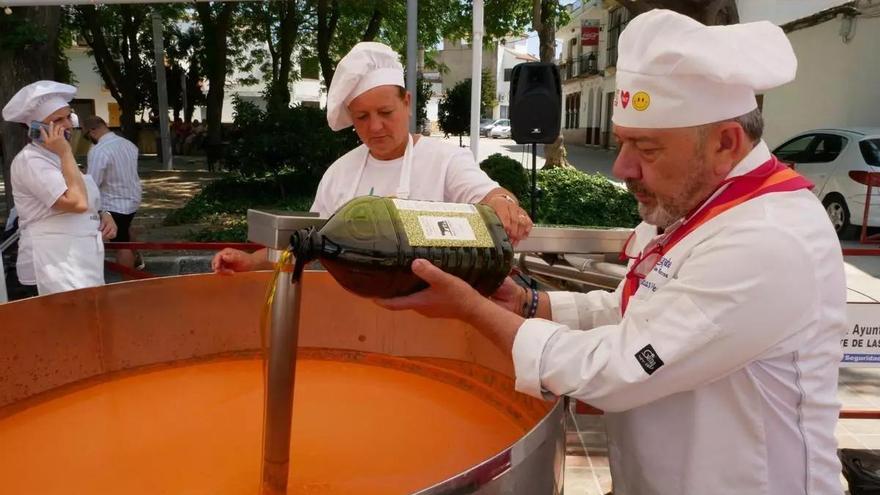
[{"left": 626, "top": 147, "right": 712, "bottom": 229}]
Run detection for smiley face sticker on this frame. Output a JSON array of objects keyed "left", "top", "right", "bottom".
[{"left": 632, "top": 91, "right": 650, "bottom": 111}]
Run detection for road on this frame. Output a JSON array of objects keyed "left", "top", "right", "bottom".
[{"left": 434, "top": 134, "right": 619, "bottom": 179}]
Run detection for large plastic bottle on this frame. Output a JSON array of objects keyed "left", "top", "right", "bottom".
[{"left": 290, "top": 196, "right": 513, "bottom": 298}]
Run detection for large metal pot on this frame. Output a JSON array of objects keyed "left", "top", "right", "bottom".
[{"left": 0, "top": 272, "right": 564, "bottom": 494}]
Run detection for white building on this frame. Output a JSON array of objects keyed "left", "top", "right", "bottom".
[
  {"left": 554, "top": 0, "right": 878, "bottom": 150},
  {"left": 761, "top": 1, "right": 880, "bottom": 146},
  {"left": 437, "top": 38, "right": 538, "bottom": 120},
  {"left": 556, "top": 0, "right": 631, "bottom": 149}
]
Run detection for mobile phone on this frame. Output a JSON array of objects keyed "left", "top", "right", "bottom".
[{"left": 28, "top": 121, "right": 49, "bottom": 143}]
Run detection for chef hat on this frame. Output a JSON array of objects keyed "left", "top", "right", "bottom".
[
  {"left": 612, "top": 9, "right": 797, "bottom": 129},
  {"left": 326, "top": 42, "right": 405, "bottom": 131},
  {"left": 2, "top": 81, "right": 77, "bottom": 125}
]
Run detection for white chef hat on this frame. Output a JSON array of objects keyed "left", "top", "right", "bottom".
[
  {"left": 2, "top": 81, "right": 77, "bottom": 125},
  {"left": 326, "top": 42, "right": 405, "bottom": 131},
  {"left": 612, "top": 9, "right": 797, "bottom": 129}
]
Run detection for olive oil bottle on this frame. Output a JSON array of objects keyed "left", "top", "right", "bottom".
[{"left": 290, "top": 196, "right": 513, "bottom": 298}]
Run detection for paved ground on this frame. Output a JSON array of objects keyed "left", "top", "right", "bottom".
[{"left": 438, "top": 134, "right": 619, "bottom": 178}]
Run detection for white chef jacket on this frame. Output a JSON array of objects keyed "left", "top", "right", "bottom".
[
  {"left": 310, "top": 136, "right": 499, "bottom": 216},
  {"left": 11, "top": 143, "right": 105, "bottom": 293},
  {"left": 513, "top": 141, "right": 846, "bottom": 495}
]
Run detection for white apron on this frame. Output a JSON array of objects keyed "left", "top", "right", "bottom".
[
  {"left": 347, "top": 134, "right": 415, "bottom": 201},
  {"left": 24, "top": 175, "right": 105, "bottom": 295}
]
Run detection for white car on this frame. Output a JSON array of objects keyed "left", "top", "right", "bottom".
[
  {"left": 488, "top": 119, "right": 511, "bottom": 139},
  {"left": 772, "top": 127, "right": 880, "bottom": 238}
]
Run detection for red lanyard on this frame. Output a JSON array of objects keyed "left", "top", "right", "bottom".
[{"left": 620, "top": 156, "right": 813, "bottom": 316}]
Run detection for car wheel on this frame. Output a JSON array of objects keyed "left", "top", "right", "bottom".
[{"left": 823, "top": 194, "right": 858, "bottom": 239}]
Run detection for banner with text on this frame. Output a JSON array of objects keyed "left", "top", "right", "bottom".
[{"left": 842, "top": 303, "right": 880, "bottom": 367}]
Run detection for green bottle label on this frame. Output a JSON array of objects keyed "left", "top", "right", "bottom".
[{"left": 391, "top": 199, "right": 495, "bottom": 248}]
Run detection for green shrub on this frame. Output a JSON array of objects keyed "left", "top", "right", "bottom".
[
  {"left": 536, "top": 168, "right": 640, "bottom": 228},
  {"left": 224, "top": 96, "right": 360, "bottom": 186},
  {"left": 480, "top": 153, "right": 530, "bottom": 202}
]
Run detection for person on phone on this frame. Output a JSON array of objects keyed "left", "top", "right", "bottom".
[
  {"left": 212, "top": 42, "right": 532, "bottom": 273},
  {"left": 2, "top": 81, "right": 116, "bottom": 296}
]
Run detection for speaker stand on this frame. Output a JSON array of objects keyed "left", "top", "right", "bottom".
[{"left": 530, "top": 143, "right": 538, "bottom": 219}]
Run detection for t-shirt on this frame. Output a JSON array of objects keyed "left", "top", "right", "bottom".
[{"left": 310, "top": 136, "right": 499, "bottom": 217}]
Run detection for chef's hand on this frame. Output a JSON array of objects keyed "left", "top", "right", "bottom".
[
  {"left": 375, "top": 259, "right": 480, "bottom": 321},
  {"left": 99, "top": 212, "right": 117, "bottom": 241},
  {"left": 484, "top": 194, "right": 532, "bottom": 245},
  {"left": 212, "top": 248, "right": 260, "bottom": 275},
  {"left": 489, "top": 276, "right": 529, "bottom": 316},
  {"left": 40, "top": 121, "right": 73, "bottom": 158}
]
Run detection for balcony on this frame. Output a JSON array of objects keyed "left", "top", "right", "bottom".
[{"left": 559, "top": 53, "right": 600, "bottom": 82}]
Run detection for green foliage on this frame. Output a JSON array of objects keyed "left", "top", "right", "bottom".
[
  {"left": 223, "top": 96, "right": 359, "bottom": 189},
  {"left": 481, "top": 68, "right": 497, "bottom": 114},
  {"left": 438, "top": 79, "right": 471, "bottom": 138},
  {"left": 535, "top": 168, "right": 640, "bottom": 228},
  {"left": 480, "top": 153, "right": 530, "bottom": 201},
  {"left": 0, "top": 9, "right": 48, "bottom": 50},
  {"left": 164, "top": 173, "right": 315, "bottom": 242},
  {"left": 415, "top": 72, "right": 433, "bottom": 129}
]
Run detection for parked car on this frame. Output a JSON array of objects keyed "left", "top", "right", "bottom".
[
  {"left": 488, "top": 119, "right": 511, "bottom": 139},
  {"left": 478, "top": 118, "right": 496, "bottom": 136},
  {"left": 772, "top": 127, "right": 880, "bottom": 238}
]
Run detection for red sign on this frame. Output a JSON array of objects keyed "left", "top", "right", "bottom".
[{"left": 581, "top": 26, "right": 599, "bottom": 46}]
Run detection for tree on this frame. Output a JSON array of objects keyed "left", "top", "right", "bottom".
[
  {"left": 481, "top": 68, "right": 497, "bottom": 117},
  {"left": 0, "top": 6, "right": 64, "bottom": 213},
  {"left": 532, "top": 0, "right": 572, "bottom": 169},
  {"left": 438, "top": 77, "right": 495, "bottom": 147},
  {"left": 164, "top": 25, "right": 207, "bottom": 123},
  {"left": 415, "top": 72, "right": 434, "bottom": 132},
  {"left": 237, "top": 1, "right": 305, "bottom": 110},
  {"left": 195, "top": 2, "right": 238, "bottom": 170},
  {"left": 73, "top": 4, "right": 156, "bottom": 143},
  {"left": 620, "top": 0, "right": 739, "bottom": 25}
]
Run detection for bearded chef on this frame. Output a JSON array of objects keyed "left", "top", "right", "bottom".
[
  {"left": 378, "top": 10, "right": 847, "bottom": 495},
  {"left": 2, "top": 81, "right": 116, "bottom": 296}
]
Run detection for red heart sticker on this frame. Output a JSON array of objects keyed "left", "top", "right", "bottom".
[{"left": 621, "top": 90, "right": 630, "bottom": 109}]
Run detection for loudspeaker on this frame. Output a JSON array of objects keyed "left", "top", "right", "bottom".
[{"left": 509, "top": 62, "right": 562, "bottom": 144}]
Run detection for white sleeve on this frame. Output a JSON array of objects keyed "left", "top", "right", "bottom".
[
  {"left": 548, "top": 283, "right": 623, "bottom": 330},
  {"left": 512, "top": 223, "right": 824, "bottom": 411},
  {"left": 442, "top": 147, "right": 500, "bottom": 204},
  {"left": 16, "top": 155, "right": 68, "bottom": 208}
]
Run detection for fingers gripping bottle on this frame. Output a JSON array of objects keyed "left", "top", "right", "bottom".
[{"left": 290, "top": 197, "right": 514, "bottom": 298}]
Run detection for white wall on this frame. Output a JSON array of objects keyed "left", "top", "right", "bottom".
[
  {"left": 66, "top": 47, "right": 117, "bottom": 123},
  {"left": 762, "top": 14, "right": 880, "bottom": 146},
  {"left": 738, "top": 0, "right": 852, "bottom": 25}
]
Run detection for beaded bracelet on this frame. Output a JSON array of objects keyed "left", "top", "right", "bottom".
[{"left": 526, "top": 287, "right": 539, "bottom": 318}]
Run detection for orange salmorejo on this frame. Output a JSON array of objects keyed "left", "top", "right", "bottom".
[{"left": 0, "top": 357, "right": 525, "bottom": 494}]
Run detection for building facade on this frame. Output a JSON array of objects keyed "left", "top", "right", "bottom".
[{"left": 556, "top": 0, "right": 631, "bottom": 149}]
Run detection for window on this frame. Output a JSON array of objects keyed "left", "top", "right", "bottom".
[
  {"left": 811, "top": 134, "right": 848, "bottom": 163},
  {"left": 774, "top": 135, "right": 816, "bottom": 162},
  {"left": 504, "top": 68, "right": 513, "bottom": 82},
  {"left": 565, "top": 93, "right": 581, "bottom": 129},
  {"left": 606, "top": 8, "right": 631, "bottom": 68},
  {"left": 861, "top": 139, "right": 880, "bottom": 166},
  {"left": 500, "top": 105, "right": 509, "bottom": 119},
  {"left": 774, "top": 134, "right": 849, "bottom": 164}
]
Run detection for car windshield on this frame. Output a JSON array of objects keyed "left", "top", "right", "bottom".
[{"left": 861, "top": 139, "right": 880, "bottom": 166}]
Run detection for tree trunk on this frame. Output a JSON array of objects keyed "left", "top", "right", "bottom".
[
  {"left": 541, "top": 135, "right": 573, "bottom": 170},
  {"left": 316, "top": 0, "right": 339, "bottom": 89},
  {"left": 267, "top": 0, "right": 299, "bottom": 110},
  {"left": 531, "top": 0, "right": 571, "bottom": 169},
  {"left": 0, "top": 6, "right": 62, "bottom": 214},
  {"left": 196, "top": 3, "right": 236, "bottom": 170}
]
